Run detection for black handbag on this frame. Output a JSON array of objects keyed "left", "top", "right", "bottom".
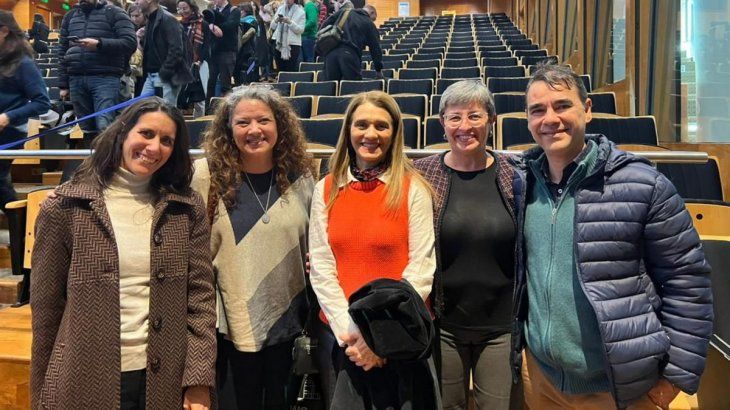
[
  {"left": 314, "top": 9, "right": 351, "bottom": 56},
  {"left": 178, "top": 64, "right": 206, "bottom": 108}
]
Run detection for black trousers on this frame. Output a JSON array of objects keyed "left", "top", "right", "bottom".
[
  {"left": 208, "top": 51, "right": 237, "bottom": 98},
  {"left": 218, "top": 337, "right": 295, "bottom": 410},
  {"left": 274, "top": 45, "right": 301, "bottom": 73},
  {"left": 323, "top": 46, "right": 362, "bottom": 81},
  {"left": 120, "top": 369, "right": 146, "bottom": 410},
  {"left": 0, "top": 127, "right": 23, "bottom": 210}
]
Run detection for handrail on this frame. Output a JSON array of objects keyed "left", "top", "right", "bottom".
[{"left": 0, "top": 149, "right": 709, "bottom": 163}]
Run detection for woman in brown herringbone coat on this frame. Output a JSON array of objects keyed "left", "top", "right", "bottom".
[{"left": 30, "top": 97, "right": 216, "bottom": 410}]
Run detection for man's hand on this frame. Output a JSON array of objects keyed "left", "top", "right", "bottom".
[
  {"left": 210, "top": 24, "right": 223, "bottom": 38},
  {"left": 136, "top": 27, "right": 146, "bottom": 41},
  {"left": 183, "top": 386, "right": 210, "bottom": 410},
  {"left": 76, "top": 38, "right": 99, "bottom": 51},
  {"left": 0, "top": 113, "right": 9, "bottom": 133},
  {"left": 340, "top": 332, "right": 386, "bottom": 371},
  {"left": 59, "top": 89, "right": 69, "bottom": 100},
  {"left": 647, "top": 378, "right": 680, "bottom": 410}
]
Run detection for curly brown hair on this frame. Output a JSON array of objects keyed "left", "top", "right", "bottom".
[{"left": 202, "top": 85, "right": 314, "bottom": 213}]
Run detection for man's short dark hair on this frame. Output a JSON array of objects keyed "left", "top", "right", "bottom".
[
  {"left": 526, "top": 63, "right": 589, "bottom": 107},
  {"left": 352, "top": 0, "right": 366, "bottom": 9}
]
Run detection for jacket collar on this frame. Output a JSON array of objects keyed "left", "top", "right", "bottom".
[{"left": 55, "top": 180, "right": 196, "bottom": 207}]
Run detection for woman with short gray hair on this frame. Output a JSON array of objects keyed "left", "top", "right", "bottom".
[
  {"left": 191, "top": 85, "right": 316, "bottom": 408},
  {"left": 414, "top": 80, "right": 520, "bottom": 410}
]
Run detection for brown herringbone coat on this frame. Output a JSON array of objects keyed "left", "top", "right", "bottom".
[{"left": 30, "top": 182, "right": 216, "bottom": 409}]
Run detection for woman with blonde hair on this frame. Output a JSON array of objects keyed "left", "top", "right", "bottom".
[
  {"left": 191, "top": 84, "right": 315, "bottom": 409},
  {"left": 309, "top": 91, "right": 438, "bottom": 407}
]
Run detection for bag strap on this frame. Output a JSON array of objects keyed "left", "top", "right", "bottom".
[{"left": 337, "top": 9, "right": 351, "bottom": 30}]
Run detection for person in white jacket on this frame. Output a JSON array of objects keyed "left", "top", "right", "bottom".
[{"left": 270, "top": 0, "right": 305, "bottom": 72}]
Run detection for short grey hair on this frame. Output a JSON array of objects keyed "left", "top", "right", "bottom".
[
  {"left": 439, "top": 80, "right": 496, "bottom": 119},
  {"left": 526, "top": 63, "right": 588, "bottom": 107}
]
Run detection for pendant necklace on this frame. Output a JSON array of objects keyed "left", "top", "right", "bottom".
[{"left": 244, "top": 170, "right": 274, "bottom": 224}]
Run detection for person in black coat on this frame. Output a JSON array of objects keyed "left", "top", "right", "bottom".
[
  {"left": 58, "top": 0, "right": 136, "bottom": 181},
  {"left": 28, "top": 14, "right": 50, "bottom": 55},
  {"left": 206, "top": 0, "right": 240, "bottom": 99},
  {"left": 137, "top": 0, "right": 193, "bottom": 106}
]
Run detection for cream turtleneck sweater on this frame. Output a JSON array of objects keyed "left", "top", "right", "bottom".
[{"left": 103, "top": 167, "right": 154, "bottom": 372}]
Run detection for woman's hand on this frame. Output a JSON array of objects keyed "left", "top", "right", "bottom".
[
  {"left": 0, "top": 113, "right": 9, "bottom": 133},
  {"left": 183, "top": 386, "right": 210, "bottom": 410},
  {"left": 340, "top": 332, "right": 386, "bottom": 371}
]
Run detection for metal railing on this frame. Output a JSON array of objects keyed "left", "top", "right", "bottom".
[{"left": 0, "top": 149, "right": 710, "bottom": 163}]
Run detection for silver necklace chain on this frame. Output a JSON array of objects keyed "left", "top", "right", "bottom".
[{"left": 243, "top": 170, "right": 274, "bottom": 224}]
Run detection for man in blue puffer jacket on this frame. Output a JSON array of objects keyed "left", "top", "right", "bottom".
[{"left": 510, "top": 63, "right": 713, "bottom": 409}]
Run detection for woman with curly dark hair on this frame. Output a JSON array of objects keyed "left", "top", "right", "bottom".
[{"left": 191, "top": 84, "right": 315, "bottom": 409}]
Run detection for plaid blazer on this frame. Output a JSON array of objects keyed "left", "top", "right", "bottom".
[{"left": 413, "top": 151, "right": 517, "bottom": 317}]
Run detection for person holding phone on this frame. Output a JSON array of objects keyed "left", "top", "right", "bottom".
[
  {"left": 58, "top": 0, "right": 136, "bottom": 181},
  {"left": 270, "top": 0, "right": 305, "bottom": 72}
]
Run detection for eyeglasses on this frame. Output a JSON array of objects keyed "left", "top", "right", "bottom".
[{"left": 443, "top": 112, "right": 489, "bottom": 129}]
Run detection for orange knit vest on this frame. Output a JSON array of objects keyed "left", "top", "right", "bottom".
[{"left": 320, "top": 175, "right": 411, "bottom": 322}]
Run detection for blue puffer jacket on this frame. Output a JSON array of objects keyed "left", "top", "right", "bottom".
[{"left": 508, "top": 135, "right": 713, "bottom": 407}]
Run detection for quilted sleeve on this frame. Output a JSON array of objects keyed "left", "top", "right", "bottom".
[{"left": 643, "top": 172, "right": 713, "bottom": 394}]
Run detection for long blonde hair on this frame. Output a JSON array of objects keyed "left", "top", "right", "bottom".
[{"left": 326, "top": 91, "right": 431, "bottom": 211}]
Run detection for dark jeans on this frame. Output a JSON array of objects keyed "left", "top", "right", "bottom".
[
  {"left": 218, "top": 337, "right": 294, "bottom": 410},
  {"left": 208, "top": 51, "right": 236, "bottom": 98},
  {"left": 120, "top": 369, "right": 147, "bottom": 410},
  {"left": 0, "top": 127, "right": 24, "bottom": 210},
  {"left": 302, "top": 37, "right": 316, "bottom": 63},
  {"left": 274, "top": 45, "right": 301, "bottom": 72},
  {"left": 63, "top": 75, "right": 120, "bottom": 182},
  {"left": 323, "top": 46, "right": 362, "bottom": 81},
  {"left": 440, "top": 329, "right": 520, "bottom": 410}
]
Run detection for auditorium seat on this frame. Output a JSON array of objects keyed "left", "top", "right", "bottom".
[
  {"left": 487, "top": 76, "right": 530, "bottom": 93},
  {"left": 423, "top": 115, "right": 446, "bottom": 146},
  {"left": 587, "top": 114, "right": 658, "bottom": 145},
  {"left": 185, "top": 117, "right": 213, "bottom": 148},
  {"left": 315, "top": 96, "right": 352, "bottom": 116},
  {"left": 521, "top": 55, "right": 559, "bottom": 66},
  {"left": 478, "top": 45, "right": 508, "bottom": 53},
  {"left": 362, "top": 69, "right": 396, "bottom": 79},
  {"left": 299, "top": 62, "right": 324, "bottom": 72},
  {"left": 442, "top": 58, "right": 479, "bottom": 68},
  {"left": 493, "top": 92, "right": 526, "bottom": 114},
  {"left": 388, "top": 79, "right": 433, "bottom": 96},
  {"left": 484, "top": 65, "right": 526, "bottom": 78},
  {"left": 278, "top": 71, "right": 315, "bottom": 83},
  {"left": 481, "top": 57, "right": 518, "bottom": 67},
  {"left": 430, "top": 94, "right": 442, "bottom": 115},
  {"left": 445, "top": 51, "right": 477, "bottom": 60},
  {"left": 657, "top": 157, "right": 725, "bottom": 203},
  {"left": 588, "top": 92, "right": 617, "bottom": 114},
  {"left": 293, "top": 81, "right": 337, "bottom": 96},
  {"left": 301, "top": 116, "right": 344, "bottom": 146},
  {"left": 339, "top": 80, "right": 386, "bottom": 95},
  {"left": 513, "top": 49, "right": 548, "bottom": 58},
  {"left": 402, "top": 115, "right": 421, "bottom": 148},
  {"left": 392, "top": 94, "right": 428, "bottom": 120},
  {"left": 441, "top": 66, "right": 482, "bottom": 79},
  {"left": 509, "top": 43, "right": 539, "bottom": 51},
  {"left": 413, "top": 53, "right": 444, "bottom": 61},
  {"left": 398, "top": 68, "right": 438, "bottom": 81},
  {"left": 284, "top": 96, "right": 314, "bottom": 118}
]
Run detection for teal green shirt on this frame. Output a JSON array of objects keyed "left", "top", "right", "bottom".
[
  {"left": 523, "top": 141, "right": 611, "bottom": 394},
  {"left": 303, "top": 1, "right": 319, "bottom": 38}
]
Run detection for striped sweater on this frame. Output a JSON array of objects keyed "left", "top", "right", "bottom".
[{"left": 191, "top": 158, "right": 315, "bottom": 352}]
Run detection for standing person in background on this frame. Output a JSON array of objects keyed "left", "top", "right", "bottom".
[
  {"left": 192, "top": 85, "right": 315, "bottom": 409},
  {"left": 207, "top": 0, "right": 240, "bottom": 100},
  {"left": 320, "top": 0, "right": 381, "bottom": 81},
  {"left": 28, "top": 14, "right": 50, "bottom": 55},
  {"left": 178, "top": 0, "right": 211, "bottom": 117},
  {"left": 128, "top": 5, "right": 146, "bottom": 97},
  {"left": 301, "top": 0, "right": 318, "bottom": 63},
  {"left": 258, "top": 0, "right": 279, "bottom": 81},
  {"left": 137, "top": 0, "right": 193, "bottom": 106},
  {"left": 253, "top": 1, "right": 273, "bottom": 81},
  {"left": 316, "top": 0, "right": 328, "bottom": 27},
  {"left": 270, "top": 0, "right": 305, "bottom": 73},
  {"left": 234, "top": 3, "right": 258, "bottom": 85},
  {"left": 58, "top": 0, "right": 136, "bottom": 182},
  {"left": 0, "top": 11, "right": 51, "bottom": 210}
]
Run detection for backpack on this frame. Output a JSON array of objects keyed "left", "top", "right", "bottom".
[{"left": 314, "top": 8, "right": 350, "bottom": 56}]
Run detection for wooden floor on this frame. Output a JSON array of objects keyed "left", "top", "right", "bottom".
[{"left": 0, "top": 305, "right": 30, "bottom": 409}]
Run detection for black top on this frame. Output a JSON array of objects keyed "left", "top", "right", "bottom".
[
  {"left": 211, "top": 3, "right": 241, "bottom": 54},
  {"left": 439, "top": 163, "right": 515, "bottom": 337},
  {"left": 226, "top": 170, "right": 281, "bottom": 244},
  {"left": 142, "top": 9, "right": 163, "bottom": 73}
]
